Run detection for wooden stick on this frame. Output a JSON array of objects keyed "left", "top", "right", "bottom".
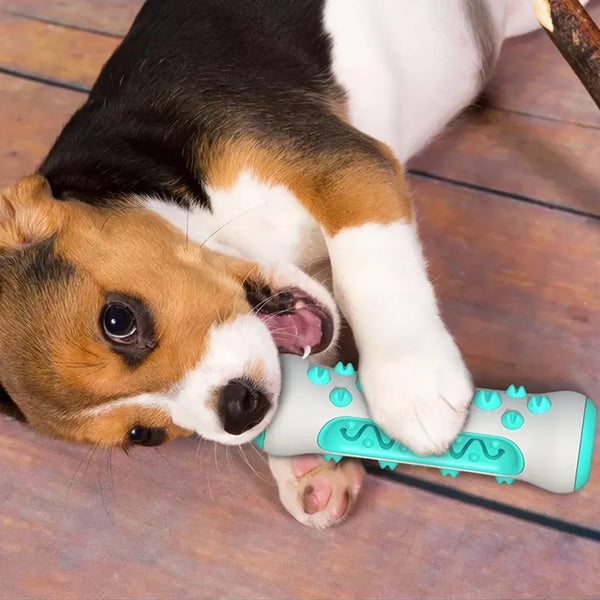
[{"left": 533, "top": 0, "right": 600, "bottom": 110}]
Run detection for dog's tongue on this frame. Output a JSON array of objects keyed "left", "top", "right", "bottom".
[{"left": 259, "top": 307, "right": 323, "bottom": 355}]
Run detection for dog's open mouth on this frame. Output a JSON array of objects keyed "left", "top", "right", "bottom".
[{"left": 245, "top": 282, "right": 334, "bottom": 356}]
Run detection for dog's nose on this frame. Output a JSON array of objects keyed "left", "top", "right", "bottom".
[{"left": 218, "top": 380, "right": 270, "bottom": 435}]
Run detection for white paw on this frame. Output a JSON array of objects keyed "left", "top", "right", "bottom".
[
  {"left": 360, "top": 324, "right": 473, "bottom": 455},
  {"left": 268, "top": 455, "right": 364, "bottom": 529}
]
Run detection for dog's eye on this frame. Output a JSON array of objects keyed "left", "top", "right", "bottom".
[
  {"left": 127, "top": 426, "right": 166, "bottom": 447},
  {"left": 102, "top": 303, "right": 137, "bottom": 342},
  {"left": 100, "top": 293, "right": 156, "bottom": 366}
]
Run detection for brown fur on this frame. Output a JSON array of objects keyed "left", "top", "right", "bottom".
[
  {"left": 70, "top": 406, "right": 191, "bottom": 447},
  {"left": 0, "top": 96, "right": 413, "bottom": 448},
  {"left": 203, "top": 135, "right": 412, "bottom": 236},
  {"left": 0, "top": 176, "right": 269, "bottom": 446}
]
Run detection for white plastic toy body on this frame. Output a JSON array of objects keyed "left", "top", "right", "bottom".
[{"left": 254, "top": 355, "right": 597, "bottom": 493}]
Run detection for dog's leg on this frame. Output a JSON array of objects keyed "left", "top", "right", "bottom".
[
  {"left": 207, "top": 121, "right": 472, "bottom": 453},
  {"left": 269, "top": 455, "right": 365, "bottom": 529},
  {"left": 286, "top": 136, "right": 474, "bottom": 455},
  {"left": 327, "top": 211, "right": 473, "bottom": 455}
]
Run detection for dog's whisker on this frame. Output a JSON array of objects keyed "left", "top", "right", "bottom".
[
  {"left": 55, "top": 360, "right": 107, "bottom": 371},
  {"left": 98, "top": 457, "right": 117, "bottom": 526},
  {"left": 248, "top": 290, "right": 292, "bottom": 317},
  {"left": 237, "top": 264, "right": 261, "bottom": 292},
  {"left": 213, "top": 439, "right": 219, "bottom": 471},
  {"left": 198, "top": 204, "right": 264, "bottom": 250},
  {"left": 97, "top": 447, "right": 118, "bottom": 524},
  {"left": 236, "top": 444, "right": 271, "bottom": 483},
  {"left": 225, "top": 445, "right": 234, "bottom": 470},
  {"left": 193, "top": 437, "right": 218, "bottom": 506},
  {"left": 248, "top": 440, "right": 270, "bottom": 464},
  {"left": 246, "top": 444, "right": 278, "bottom": 487},
  {"left": 106, "top": 446, "right": 116, "bottom": 495},
  {"left": 204, "top": 442, "right": 217, "bottom": 506},
  {"left": 99, "top": 214, "right": 114, "bottom": 233},
  {"left": 195, "top": 435, "right": 205, "bottom": 458},
  {"left": 72, "top": 343, "right": 103, "bottom": 361},
  {"left": 260, "top": 314, "right": 300, "bottom": 339},
  {"left": 80, "top": 443, "right": 99, "bottom": 485},
  {"left": 152, "top": 446, "right": 170, "bottom": 462},
  {"left": 185, "top": 205, "right": 190, "bottom": 248},
  {"left": 65, "top": 442, "right": 99, "bottom": 503},
  {"left": 258, "top": 307, "right": 299, "bottom": 322}
]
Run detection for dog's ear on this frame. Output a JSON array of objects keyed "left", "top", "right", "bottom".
[
  {"left": 0, "top": 175, "right": 60, "bottom": 250},
  {"left": 0, "top": 383, "right": 26, "bottom": 422}
]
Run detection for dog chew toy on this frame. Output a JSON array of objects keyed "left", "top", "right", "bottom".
[{"left": 254, "top": 355, "right": 597, "bottom": 494}]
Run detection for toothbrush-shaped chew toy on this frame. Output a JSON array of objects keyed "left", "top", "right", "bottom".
[{"left": 254, "top": 355, "right": 597, "bottom": 493}]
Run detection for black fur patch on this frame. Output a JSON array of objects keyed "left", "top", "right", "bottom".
[
  {"left": 22, "top": 238, "right": 76, "bottom": 284},
  {"left": 0, "top": 238, "right": 75, "bottom": 288},
  {"left": 37, "top": 0, "right": 343, "bottom": 209}
]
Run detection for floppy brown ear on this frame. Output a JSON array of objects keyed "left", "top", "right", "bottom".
[{"left": 0, "top": 175, "right": 60, "bottom": 249}]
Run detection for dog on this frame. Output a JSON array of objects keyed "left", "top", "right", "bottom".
[{"left": 0, "top": 0, "right": 581, "bottom": 528}]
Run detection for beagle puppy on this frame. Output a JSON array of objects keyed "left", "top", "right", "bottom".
[{"left": 0, "top": 0, "right": 576, "bottom": 528}]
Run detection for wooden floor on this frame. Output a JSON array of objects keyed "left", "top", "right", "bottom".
[{"left": 1, "top": 1, "right": 600, "bottom": 598}]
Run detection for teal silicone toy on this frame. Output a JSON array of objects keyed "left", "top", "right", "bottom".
[{"left": 254, "top": 355, "right": 597, "bottom": 494}]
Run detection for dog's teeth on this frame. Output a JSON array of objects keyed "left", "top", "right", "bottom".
[
  {"left": 295, "top": 300, "right": 307, "bottom": 310},
  {"left": 302, "top": 345, "right": 311, "bottom": 359}
]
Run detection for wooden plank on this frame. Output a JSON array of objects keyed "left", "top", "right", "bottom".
[
  {"left": 415, "top": 176, "right": 600, "bottom": 404},
  {"left": 409, "top": 106, "right": 600, "bottom": 217},
  {"left": 4, "top": 0, "right": 600, "bottom": 124},
  {"left": 0, "top": 74, "right": 85, "bottom": 187},
  {"left": 486, "top": 1, "right": 600, "bottom": 126},
  {"left": 1, "top": 0, "right": 141, "bottom": 37},
  {"left": 1, "top": 415, "right": 598, "bottom": 599},
  {"left": 3, "top": 4, "right": 599, "bottom": 224},
  {"left": 0, "top": 17, "right": 598, "bottom": 540},
  {"left": 3, "top": 0, "right": 600, "bottom": 127},
  {"left": 0, "top": 12, "right": 119, "bottom": 90},
  {"left": 402, "top": 175, "right": 600, "bottom": 525},
  {"left": 3, "top": 80, "right": 599, "bottom": 398}
]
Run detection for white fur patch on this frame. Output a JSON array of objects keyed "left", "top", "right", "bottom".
[
  {"left": 145, "top": 171, "right": 327, "bottom": 269},
  {"left": 324, "top": 0, "right": 502, "bottom": 161},
  {"left": 326, "top": 222, "right": 473, "bottom": 454},
  {"left": 169, "top": 314, "right": 280, "bottom": 444},
  {"left": 79, "top": 315, "right": 281, "bottom": 445},
  {"left": 76, "top": 394, "right": 173, "bottom": 418}
]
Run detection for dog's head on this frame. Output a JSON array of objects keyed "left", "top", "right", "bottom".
[{"left": 0, "top": 175, "right": 338, "bottom": 448}]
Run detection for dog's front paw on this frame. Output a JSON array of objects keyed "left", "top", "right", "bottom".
[{"left": 361, "top": 326, "right": 473, "bottom": 455}]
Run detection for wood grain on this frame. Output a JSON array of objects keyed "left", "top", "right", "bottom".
[
  {"left": 0, "top": 75, "right": 84, "bottom": 187},
  {"left": 399, "top": 175, "right": 600, "bottom": 521},
  {"left": 1, "top": 0, "right": 142, "bottom": 37},
  {"left": 1, "top": 415, "right": 598, "bottom": 599},
  {"left": 3, "top": 0, "right": 600, "bottom": 127},
  {"left": 410, "top": 105, "right": 600, "bottom": 217},
  {"left": 3, "top": 7, "right": 599, "bottom": 220},
  {"left": 1, "top": 73, "right": 599, "bottom": 531},
  {"left": 415, "top": 176, "right": 600, "bottom": 399},
  {"left": 0, "top": 2, "right": 599, "bottom": 597},
  {"left": 0, "top": 17, "right": 599, "bottom": 524},
  {"left": 0, "top": 12, "right": 119, "bottom": 90}
]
